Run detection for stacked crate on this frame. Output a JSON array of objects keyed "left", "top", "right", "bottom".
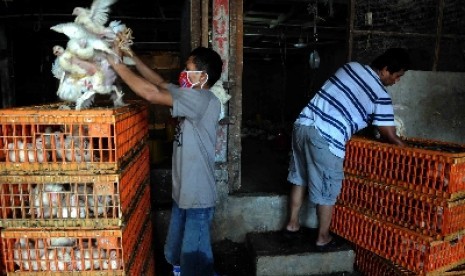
[
  {"left": 332, "top": 136, "right": 465, "bottom": 275},
  {"left": 0, "top": 102, "right": 155, "bottom": 275}
]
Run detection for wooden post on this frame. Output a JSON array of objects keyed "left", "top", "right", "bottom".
[
  {"left": 433, "top": 0, "right": 445, "bottom": 71},
  {"left": 201, "top": 0, "right": 209, "bottom": 47},
  {"left": 347, "top": 0, "right": 355, "bottom": 61}
]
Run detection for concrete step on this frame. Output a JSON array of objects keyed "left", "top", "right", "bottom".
[{"left": 246, "top": 228, "right": 357, "bottom": 276}]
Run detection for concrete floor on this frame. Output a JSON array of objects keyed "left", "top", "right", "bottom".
[{"left": 152, "top": 136, "right": 361, "bottom": 275}]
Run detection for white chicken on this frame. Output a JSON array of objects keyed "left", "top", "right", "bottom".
[
  {"left": 52, "top": 44, "right": 125, "bottom": 110},
  {"left": 72, "top": 0, "right": 118, "bottom": 39},
  {"left": 66, "top": 38, "right": 96, "bottom": 60},
  {"left": 43, "top": 128, "right": 65, "bottom": 160},
  {"left": 50, "top": 23, "right": 118, "bottom": 58},
  {"left": 8, "top": 137, "right": 49, "bottom": 163},
  {"left": 102, "top": 249, "right": 120, "bottom": 270},
  {"left": 14, "top": 238, "right": 41, "bottom": 271},
  {"left": 74, "top": 248, "right": 104, "bottom": 270},
  {"left": 53, "top": 45, "right": 99, "bottom": 78},
  {"left": 55, "top": 74, "right": 97, "bottom": 110},
  {"left": 48, "top": 237, "right": 77, "bottom": 248},
  {"left": 89, "top": 194, "right": 112, "bottom": 217},
  {"left": 41, "top": 247, "right": 73, "bottom": 271},
  {"left": 61, "top": 194, "right": 87, "bottom": 219},
  {"left": 29, "top": 184, "right": 64, "bottom": 219},
  {"left": 76, "top": 184, "right": 93, "bottom": 204},
  {"left": 64, "top": 135, "right": 93, "bottom": 162}
]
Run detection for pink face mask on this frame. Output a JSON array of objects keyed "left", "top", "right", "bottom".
[{"left": 178, "top": 70, "right": 203, "bottom": 88}]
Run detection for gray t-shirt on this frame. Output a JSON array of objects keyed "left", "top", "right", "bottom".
[{"left": 167, "top": 83, "right": 221, "bottom": 208}]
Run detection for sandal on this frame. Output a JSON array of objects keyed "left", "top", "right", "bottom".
[{"left": 315, "top": 238, "right": 340, "bottom": 252}]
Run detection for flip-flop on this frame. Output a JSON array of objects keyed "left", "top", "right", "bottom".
[{"left": 315, "top": 238, "right": 340, "bottom": 252}]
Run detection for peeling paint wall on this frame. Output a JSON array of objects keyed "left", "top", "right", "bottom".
[{"left": 388, "top": 70, "right": 465, "bottom": 144}]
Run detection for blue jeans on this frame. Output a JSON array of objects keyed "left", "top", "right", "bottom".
[{"left": 164, "top": 202, "right": 215, "bottom": 276}]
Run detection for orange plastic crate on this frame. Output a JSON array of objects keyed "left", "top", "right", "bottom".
[
  {"left": 0, "top": 146, "right": 149, "bottom": 228},
  {"left": 126, "top": 222, "right": 153, "bottom": 276},
  {"left": 355, "top": 245, "right": 465, "bottom": 276},
  {"left": 344, "top": 136, "right": 465, "bottom": 200},
  {"left": 121, "top": 182, "right": 151, "bottom": 265},
  {"left": 332, "top": 205, "right": 465, "bottom": 275},
  {"left": 1, "top": 205, "right": 151, "bottom": 274},
  {"left": 0, "top": 101, "right": 148, "bottom": 175},
  {"left": 0, "top": 234, "right": 4, "bottom": 276},
  {"left": 355, "top": 245, "right": 416, "bottom": 276},
  {"left": 142, "top": 250, "right": 156, "bottom": 276},
  {"left": 338, "top": 174, "right": 465, "bottom": 239}
]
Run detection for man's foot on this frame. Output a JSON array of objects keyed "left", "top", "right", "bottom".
[
  {"left": 315, "top": 238, "right": 340, "bottom": 252},
  {"left": 282, "top": 226, "right": 302, "bottom": 239},
  {"left": 285, "top": 223, "right": 300, "bottom": 233}
]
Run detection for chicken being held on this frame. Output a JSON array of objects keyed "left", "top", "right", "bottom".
[
  {"left": 52, "top": 45, "right": 124, "bottom": 110},
  {"left": 50, "top": 23, "right": 118, "bottom": 59},
  {"left": 53, "top": 45, "right": 99, "bottom": 78},
  {"left": 72, "top": 0, "right": 118, "bottom": 40}
]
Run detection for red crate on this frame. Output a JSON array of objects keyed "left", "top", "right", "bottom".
[
  {"left": 121, "top": 182, "right": 151, "bottom": 265},
  {"left": 0, "top": 146, "right": 149, "bottom": 228},
  {"left": 332, "top": 205, "right": 465, "bottom": 275},
  {"left": 338, "top": 174, "right": 465, "bottom": 239},
  {"left": 1, "top": 201, "right": 150, "bottom": 274},
  {"left": 355, "top": 245, "right": 416, "bottom": 276},
  {"left": 344, "top": 136, "right": 465, "bottom": 200},
  {"left": 0, "top": 101, "right": 148, "bottom": 175},
  {"left": 0, "top": 235, "right": 4, "bottom": 276},
  {"left": 142, "top": 250, "right": 156, "bottom": 276},
  {"left": 355, "top": 245, "right": 465, "bottom": 276},
  {"left": 126, "top": 221, "right": 153, "bottom": 276}
]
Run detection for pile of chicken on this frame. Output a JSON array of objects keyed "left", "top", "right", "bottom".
[{"left": 50, "top": 0, "right": 134, "bottom": 110}]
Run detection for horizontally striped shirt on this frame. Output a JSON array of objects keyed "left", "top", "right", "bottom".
[{"left": 295, "top": 62, "right": 395, "bottom": 158}]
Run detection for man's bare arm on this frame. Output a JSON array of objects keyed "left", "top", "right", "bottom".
[
  {"left": 377, "top": 125, "right": 405, "bottom": 146},
  {"left": 109, "top": 60, "right": 173, "bottom": 106}
]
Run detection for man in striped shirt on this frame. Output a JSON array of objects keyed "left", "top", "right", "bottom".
[{"left": 285, "top": 48, "right": 410, "bottom": 251}]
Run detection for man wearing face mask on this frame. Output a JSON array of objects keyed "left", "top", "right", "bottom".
[
  {"left": 284, "top": 48, "right": 410, "bottom": 252},
  {"left": 108, "top": 45, "right": 223, "bottom": 276}
]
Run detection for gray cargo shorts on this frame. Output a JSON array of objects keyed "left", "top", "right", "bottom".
[{"left": 287, "top": 124, "right": 344, "bottom": 205}]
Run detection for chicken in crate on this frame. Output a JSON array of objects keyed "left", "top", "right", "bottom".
[
  {"left": 0, "top": 102, "right": 148, "bottom": 175},
  {"left": 0, "top": 146, "right": 149, "bottom": 228},
  {"left": 1, "top": 184, "right": 151, "bottom": 274}
]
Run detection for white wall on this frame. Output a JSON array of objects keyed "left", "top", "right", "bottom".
[{"left": 388, "top": 70, "right": 465, "bottom": 145}]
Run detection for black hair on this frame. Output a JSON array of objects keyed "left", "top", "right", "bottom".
[
  {"left": 371, "top": 48, "right": 411, "bottom": 73},
  {"left": 190, "top": 47, "right": 223, "bottom": 87}
]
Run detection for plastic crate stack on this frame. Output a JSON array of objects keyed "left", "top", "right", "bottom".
[
  {"left": 332, "top": 136, "right": 465, "bottom": 275},
  {"left": 0, "top": 102, "right": 155, "bottom": 275}
]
